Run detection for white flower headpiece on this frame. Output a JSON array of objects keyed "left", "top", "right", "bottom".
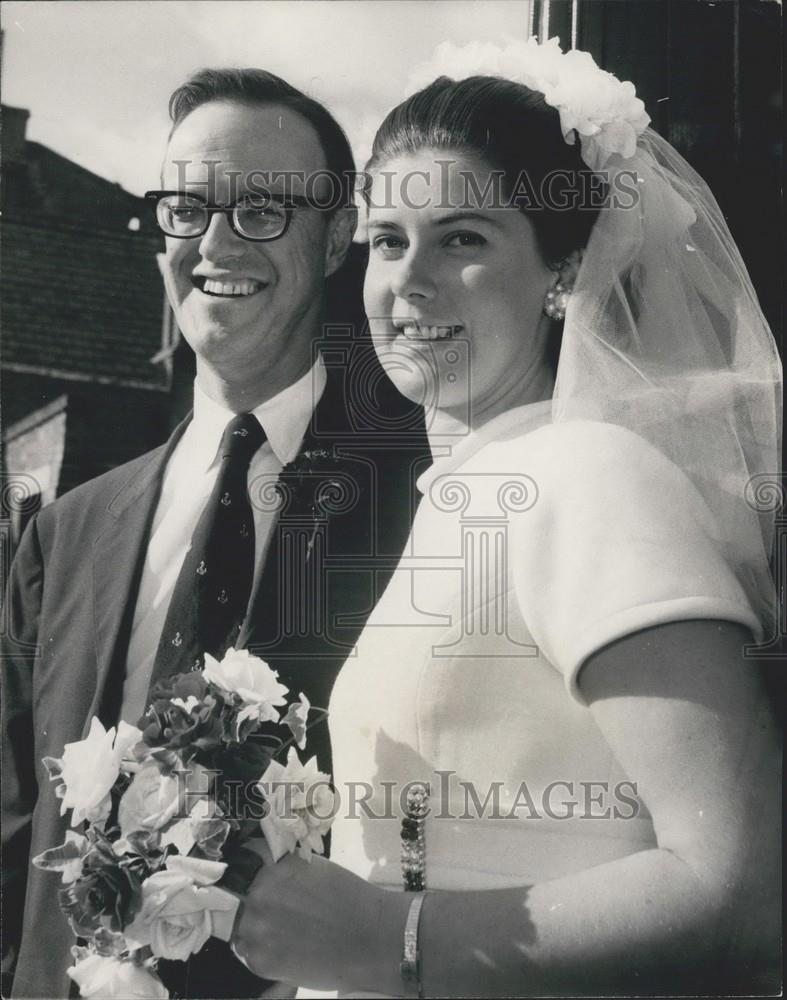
[{"left": 406, "top": 36, "right": 650, "bottom": 171}]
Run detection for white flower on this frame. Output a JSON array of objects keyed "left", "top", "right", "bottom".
[
  {"left": 536, "top": 43, "right": 650, "bottom": 170},
  {"left": 44, "top": 718, "right": 142, "bottom": 828},
  {"left": 67, "top": 954, "right": 168, "bottom": 999},
  {"left": 406, "top": 36, "right": 650, "bottom": 171},
  {"left": 118, "top": 761, "right": 212, "bottom": 837},
  {"left": 406, "top": 37, "right": 537, "bottom": 94},
  {"left": 203, "top": 649, "right": 289, "bottom": 729},
  {"left": 160, "top": 797, "right": 218, "bottom": 856},
  {"left": 124, "top": 855, "right": 238, "bottom": 962},
  {"left": 258, "top": 747, "right": 336, "bottom": 861}
]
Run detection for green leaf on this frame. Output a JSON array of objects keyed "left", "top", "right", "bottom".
[
  {"left": 32, "top": 835, "right": 87, "bottom": 880},
  {"left": 42, "top": 755, "right": 63, "bottom": 780}
]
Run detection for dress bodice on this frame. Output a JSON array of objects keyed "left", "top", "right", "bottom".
[{"left": 326, "top": 408, "right": 759, "bottom": 892}]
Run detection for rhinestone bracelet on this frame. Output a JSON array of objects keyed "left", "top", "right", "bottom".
[
  {"left": 400, "top": 891, "right": 426, "bottom": 999},
  {"left": 401, "top": 782, "right": 428, "bottom": 892}
]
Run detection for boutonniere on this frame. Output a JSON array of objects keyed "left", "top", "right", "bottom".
[
  {"left": 276, "top": 447, "right": 355, "bottom": 520},
  {"left": 273, "top": 446, "right": 361, "bottom": 561}
]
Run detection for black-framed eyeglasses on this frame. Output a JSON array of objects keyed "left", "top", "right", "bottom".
[{"left": 144, "top": 189, "right": 313, "bottom": 242}]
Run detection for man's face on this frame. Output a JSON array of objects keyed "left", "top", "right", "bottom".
[{"left": 160, "top": 100, "right": 347, "bottom": 398}]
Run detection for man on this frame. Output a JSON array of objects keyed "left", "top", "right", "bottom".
[{"left": 2, "top": 69, "right": 428, "bottom": 998}]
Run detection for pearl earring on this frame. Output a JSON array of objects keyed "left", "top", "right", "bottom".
[{"left": 543, "top": 278, "right": 572, "bottom": 321}]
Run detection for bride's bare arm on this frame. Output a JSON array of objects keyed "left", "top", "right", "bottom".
[
  {"left": 413, "top": 618, "right": 779, "bottom": 995},
  {"left": 232, "top": 619, "right": 779, "bottom": 995}
]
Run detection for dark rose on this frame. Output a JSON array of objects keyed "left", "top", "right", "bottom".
[
  {"left": 59, "top": 854, "right": 142, "bottom": 936},
  {"left": 139, "top": 672, "right": 228, "bottom": 754},
  {"left": 147, "top": 671, "right": 208, "bottom": 707}
]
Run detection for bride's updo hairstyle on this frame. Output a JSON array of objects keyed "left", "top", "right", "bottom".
[{"left": 364, "top": 76, "right": 605, "bottom": 264}]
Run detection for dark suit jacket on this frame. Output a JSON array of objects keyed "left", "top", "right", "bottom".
[{"left": 1, "top": 363, "right": 430, "bottom": 998}]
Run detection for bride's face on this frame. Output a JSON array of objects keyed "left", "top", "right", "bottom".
[{"left": 363, "top": 149, "right": 555, "bottom": 422}]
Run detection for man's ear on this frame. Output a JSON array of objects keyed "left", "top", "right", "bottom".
[{"left": 323, "top": 206, "right": 358, "bottom": 278}]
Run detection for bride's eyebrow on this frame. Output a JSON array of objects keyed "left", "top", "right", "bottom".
[
  {"left": 433, "top": 211, "right": 504, "bottom": 229},
  {"left": 366, "top": 220, "right": 400, "bottom": 232}
]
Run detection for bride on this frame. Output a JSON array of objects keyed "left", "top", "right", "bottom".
[{"left": 232, "top": 39, "right": 782, "bottom": 996}]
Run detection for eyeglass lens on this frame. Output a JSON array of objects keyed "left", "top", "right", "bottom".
[{"left": 156, "top": 194, "right": 288, "bottom": 239}]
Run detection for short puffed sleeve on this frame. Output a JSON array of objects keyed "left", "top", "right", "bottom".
[{"left": 509, "top": 421, "right": 761, "bottom": 704}]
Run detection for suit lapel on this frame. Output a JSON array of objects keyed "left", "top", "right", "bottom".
[
  {"left": 87, "top": 416, "right": 191, "bottom": 730},
  {"left": 236, "top": 361, "right": 429, "bottom": 772},
  {"left": 238, "top": 368, "right": 349, "bottom": 653}
]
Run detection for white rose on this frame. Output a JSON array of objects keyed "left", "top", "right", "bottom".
[
  {"left": 537, "top": 45, "right": 649, "bottom": 169},
  {"left": 203, "top": 649, "right": 289, "bottom": 728},
  {"left": 118, "top": 762, "right": 212, "bottom": 837},
  {"left": 124, "top": 855, "right": 238, "bottom": 962},
  {"left": 44, "top": 718, "right": 142, "bottom": 828},
  {"left": 67, "top": 954, "right": 168, "bottom": 999},
  {"left": 258, "top": 747, "right": 336, "bottom": 861},
  {"left": 160, "top": 797, "right": 220, "bottom": 856}
]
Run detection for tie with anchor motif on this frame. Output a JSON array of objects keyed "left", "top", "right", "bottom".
[{"left": 149, "top": 412, "right": 266, "bottom": 691}]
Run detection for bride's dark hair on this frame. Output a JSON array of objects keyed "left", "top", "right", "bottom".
[{"left": 365, "top": 76, "right": 604, "bottom": 263}]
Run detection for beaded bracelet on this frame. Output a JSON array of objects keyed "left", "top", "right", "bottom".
[{"left": 401, "top": 781, "right": 428, "bottom": 892}]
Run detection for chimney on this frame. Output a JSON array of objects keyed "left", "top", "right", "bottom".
[{"left": 2, "top": 105, "right": 30, "bottom": 165}]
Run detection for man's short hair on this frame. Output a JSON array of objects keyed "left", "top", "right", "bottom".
[{"left": 168, "top": 67, "right": 355, "bottom": 211}]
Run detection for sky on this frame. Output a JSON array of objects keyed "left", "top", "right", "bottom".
[{"left": 1, "top": 0, "right": 533, "bottom": 195}]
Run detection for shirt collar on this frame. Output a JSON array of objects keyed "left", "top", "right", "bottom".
[{"left": 187, "top": 356, "right": 327, "bottom": 473}]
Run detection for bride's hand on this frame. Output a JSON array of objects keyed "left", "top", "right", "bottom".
[{"left": 230, "top": 846, "right": 410, "bottom": 992}]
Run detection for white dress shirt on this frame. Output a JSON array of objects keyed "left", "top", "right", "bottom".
[{"left": 120, "top": 358, "right": 327, "bottom": 723}]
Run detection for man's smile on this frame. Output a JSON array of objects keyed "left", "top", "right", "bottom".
[{"left": 191, "top": 276, "right": 267, "bottom": 298}]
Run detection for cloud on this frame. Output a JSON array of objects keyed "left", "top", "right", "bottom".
[
  {"left": 180, "top": 3, "right": 532, "bottom": 167},
  {"left": 4, "top": 0, "right": 534, "bottom": 193},
  {"left": 26, "top": 108, "right": 170, "bottom": 196}
]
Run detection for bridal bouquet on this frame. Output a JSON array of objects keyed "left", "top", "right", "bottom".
[{"left": 33, "top": 650, "right": 334, "bottom": 998}]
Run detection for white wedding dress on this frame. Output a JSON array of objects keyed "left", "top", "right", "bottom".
[{"left": 299, "top": 404, "right": 760, "bottom": 998}]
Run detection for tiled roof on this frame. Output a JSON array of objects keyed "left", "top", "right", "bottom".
[
  {"left": 2, "top": 138, "right": 167, "bottom": 388},
  {"left": 2, "top": 219, "right": 167, "bottom": 388},
  {"left": 3, "top": 140, "right": 160, "bottom": 236}
]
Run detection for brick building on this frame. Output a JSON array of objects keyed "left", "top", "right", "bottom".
[{"left": 1, "top": 103, "right": 174, "bottom": 536}]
